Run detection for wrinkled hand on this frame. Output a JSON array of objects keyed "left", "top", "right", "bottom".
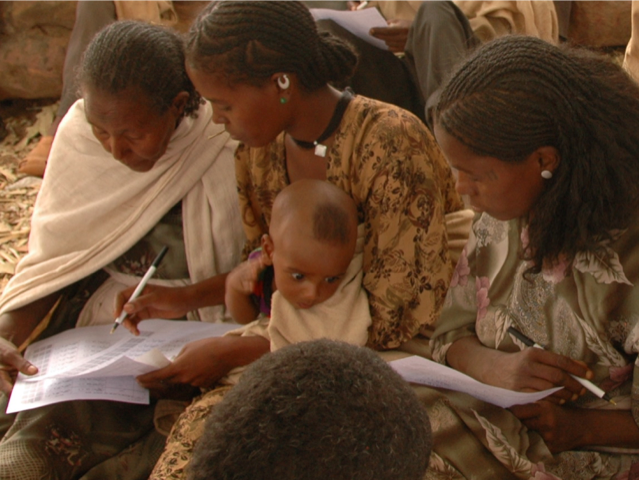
[
  {"left": 114, "top": 284, "right": 192, "bottom": 336},
  {"left": 0, "top": 337, "right": 38, "bottom": 394},
  {"left": 483, "top": 348, "right": 592, "bottom": 404},
  {"left": 510, "top": 401, "right": 589, "bottom": 453},
  {"left": 136, "top": 337, "right": 232, "bottom": 390},
  {"left": 226, "top": 255, "right": 267, "bottom": 297},
  {"left": 369, "top": 19, "right": 412, "bottom": 53}
]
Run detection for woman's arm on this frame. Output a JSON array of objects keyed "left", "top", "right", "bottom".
[
  {"left": 136, "top": 335, "right": 270, "bottom": 389},
  {"left": 447, "top": 335, "right": 594, "bottom": 403},
  {"left": 0, "top": 291, "right": 60, "bottom": 392}
]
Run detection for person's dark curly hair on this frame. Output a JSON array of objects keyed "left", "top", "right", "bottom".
[
  {"left": 185, "top": 1, "right": 358, "bottom": 91},
  {"left": 188, "top": 339, "right": 432, "bottom": 480},
  {"left": 78, "top": 20, "right": 202, "bottom": 118},
  {"left": 436, "top": 35, "right": 639, "bottom": 276}
]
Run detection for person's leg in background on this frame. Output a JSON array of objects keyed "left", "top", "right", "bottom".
[
  {"left": 19, "top": 1, "right": 116, "bottom": 177},
  {"left": 404, "top": 0, "right": 479, "bottom": 129}
]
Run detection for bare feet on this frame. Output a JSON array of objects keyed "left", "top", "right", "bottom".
[{"left": 18, "top": 135, "right": 53, "bottom": 178}]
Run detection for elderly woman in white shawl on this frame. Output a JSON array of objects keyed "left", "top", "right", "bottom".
[{"left": 0, "top": 21, "right": 245, "bottom": 480}]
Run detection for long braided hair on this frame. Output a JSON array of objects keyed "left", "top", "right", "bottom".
[
  {"left": 78, "top": 21, "right": 202, "bottom": 118},
  {"left": 436, "top": 35, "right": 639, "bottom": 275},
  {"left": 185, "top": 1, "right": 358, "bottom": 91}
]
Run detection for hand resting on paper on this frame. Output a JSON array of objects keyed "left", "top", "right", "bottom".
[
  {"left": 446, "top": 336, "right": 593, "bottom": 404},
  {"left": 136, "top": 335, "right": 270, "bottom": 390},
  {"left": 369, "top": 19, "right": 412, "bottom": 53}
]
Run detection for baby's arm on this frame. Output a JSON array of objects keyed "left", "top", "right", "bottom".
[{"left": 225, "top": 256, "right": 267, "bottom": 324}]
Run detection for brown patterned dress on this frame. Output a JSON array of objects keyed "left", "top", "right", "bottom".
[{"left": 150, "top": 95, "right": 464, "bottom": 479}]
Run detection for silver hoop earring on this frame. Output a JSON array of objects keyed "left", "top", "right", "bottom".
[
  {"left": 277, "top": 75, "right": 290, "bottom": 90},
  {"left": 541, "top": 170, "right": 553, "bottom": 180}
]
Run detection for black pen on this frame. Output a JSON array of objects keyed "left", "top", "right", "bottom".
[
  {"left": 507, "top": 326, "right": 616, "bottom": 405},
  {"left": 110, "top": 246, "right": 169, "bottom": 334}
]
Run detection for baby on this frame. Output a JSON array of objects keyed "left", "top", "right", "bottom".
[{"left": 225, "top": 179, "right": 370, "bottom": 349}]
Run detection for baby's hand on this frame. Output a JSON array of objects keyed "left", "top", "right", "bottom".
[{"left": 227, "top": 255, "right": 267, "bottom": 295}]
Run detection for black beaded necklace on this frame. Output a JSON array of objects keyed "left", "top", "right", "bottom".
[{"left": 289, "top": 88, "right": 353, "bottom": 157}]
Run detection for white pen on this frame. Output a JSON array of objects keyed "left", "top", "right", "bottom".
[
  {"left": 110, "top": 246, "right": 169, "bottom": 334},
  {"left": 507, "top": 326, "right": 616, "bottom": 405}
]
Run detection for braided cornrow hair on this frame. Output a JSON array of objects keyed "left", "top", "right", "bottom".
[
  {"left": 436, "top": 35, "right": 639, "bottom": 275},
  {"left": 185, "top": 1, "right": 358, "bottom": 91},
  {"left": 78, "top": 21, "right": 202, "bottom": 118}
]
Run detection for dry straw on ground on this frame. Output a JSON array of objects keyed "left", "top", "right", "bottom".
[{"left": 0, "top": 101, "right": 55, "bottom": 295}]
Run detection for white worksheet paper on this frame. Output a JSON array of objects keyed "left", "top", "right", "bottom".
[
  {"left": 390, "top": 355, "right": 562, "bottom": 408},
  {"left": 7, "top": 319, "right": 239, "bottom": 413},
  {"left": 310, "top": 8, "right": 388, "bottom": 50}
]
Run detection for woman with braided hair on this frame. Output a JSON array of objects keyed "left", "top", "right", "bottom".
[
  {"left": 137, "top": 1, "right": 469, "bottom": 478},
  {"left": 0, "top": 21, "right": 244, "bottom": 479},
  {"left": 419, "top": 35, "right": 639, "bottom": 479}
]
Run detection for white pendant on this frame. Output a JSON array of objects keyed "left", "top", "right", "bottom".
[{"left": 314, "top": 143, "right": 327, "bottom": 157}]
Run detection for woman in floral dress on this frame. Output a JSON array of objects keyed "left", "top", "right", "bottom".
[{"left": 425, "top": 35, "right": 639, "bottom": 479}]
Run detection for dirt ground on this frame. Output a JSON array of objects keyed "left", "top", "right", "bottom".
[{"left": 0, "top": 97, "right": 57, "bottom": 294}]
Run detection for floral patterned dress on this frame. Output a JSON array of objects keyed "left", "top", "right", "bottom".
[
  {"left": 149, "top": 94, "right": 464, "bottom": 479},
  {"left": 422, "top": 213, "right": 639, "bottom": 479}
]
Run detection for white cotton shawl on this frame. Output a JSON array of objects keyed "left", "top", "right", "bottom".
[{"left": 0, "top": 100, "right": 245, "bottom": 323}]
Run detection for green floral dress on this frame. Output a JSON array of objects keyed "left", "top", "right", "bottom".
[{"left": 423, "top": 213, "right": 639, "bottom": 479}]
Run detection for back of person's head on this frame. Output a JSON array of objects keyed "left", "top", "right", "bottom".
[
  {"left": 436, "top": 34, "right": 639, "bottom": 274},
  {"left": 271, "top": 179, "right": 358, "bottom": 247},
  {"left": 185, "top": 1, "right": 358, "bottom": 91},
  {"left": 188, "top": 339, "right": 432, "bottom": 480},
  {"left": 78, "top": 20, "right": 201, "bottom": 117}
]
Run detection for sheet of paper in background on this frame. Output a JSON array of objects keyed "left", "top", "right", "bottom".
[
  {"left": 310, "top": 7, "right": 388, "bottom": 50},
  {"left": 7, "top": 319, "right": 238, "bottom": 413},
  {"left": 390, "top": 355, "right": 563, "bottom": 408}
]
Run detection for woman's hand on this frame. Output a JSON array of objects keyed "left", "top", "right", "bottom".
[
  {"left": 135, "top": 335, "right": 270, "bottom": 390},
  {"left": 510, "top": 401, "right": 589, "bottom": 453},
  {"left": 114, "top": 284, "right": 194, "bottom": 335},
  {"left": 115, "top": 275, "right": 229, "bottom": 335},
  {"left": 0, "top": 292, "right": 60, "bottom": 393},
  {"left": 510, "top": 402, "right": 639, "bottom": 453},
  {"left": 486, "top": 347, "right": 592, "bottom": 403},
  {"left": 0, "top": 337, "right": 38, "bottom": 394},
  {"left": 447, "top": 336, "right": 592, "bottom": 404}
]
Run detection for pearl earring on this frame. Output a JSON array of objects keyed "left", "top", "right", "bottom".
[
  {"left": 541, "top": 170, "right": 553, "bottom": 179},
  {"left": 277, "top": 74, "right": 290, "bottom": 90}
]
